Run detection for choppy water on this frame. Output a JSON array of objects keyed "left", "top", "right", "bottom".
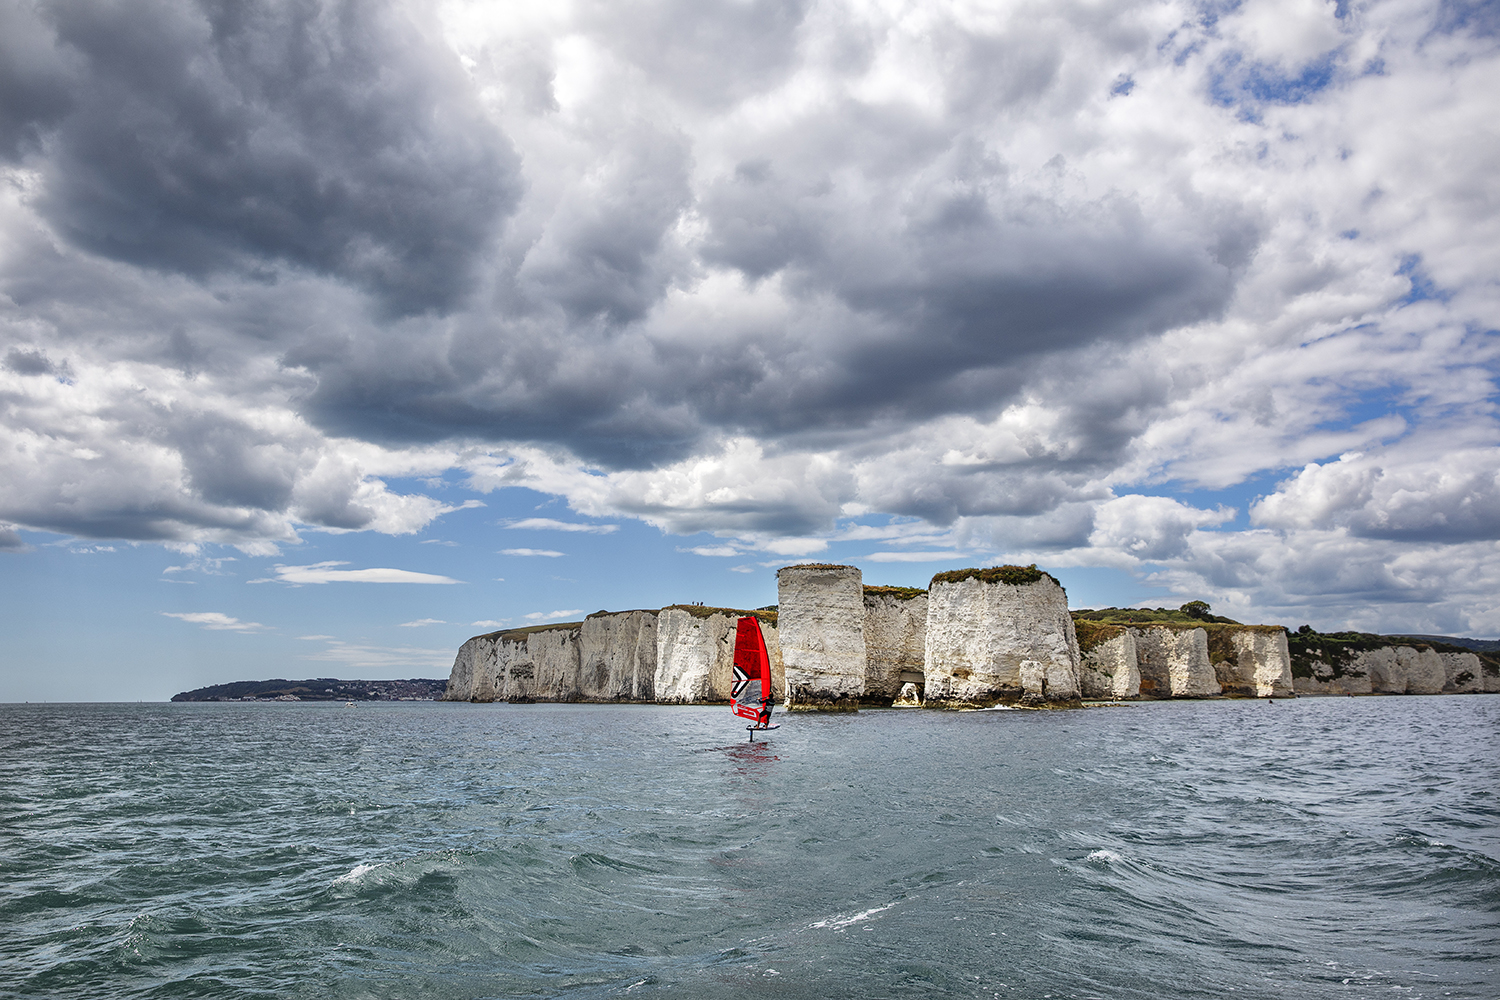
[{"left": 2, "top": 697, "right": 1497, "bottom": 999}]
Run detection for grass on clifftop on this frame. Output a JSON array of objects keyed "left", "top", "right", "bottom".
[
  {"left": 1072, "top": 605, "right": 1287, "bottom": 661},
  {"left": 863, "top": 584, "right": 927, "bottom": 600},
  {"left": 1072, "top": 603, "right": 1242, "bottom": 626},
  {"left": 663, "top": 604, "right": 778, "bottom": 623},
  {"left": 930, "top": 564, "right": 1056, "bottom": 587},
  {"left": 1073, "top": 619, "right": 1125, "bottom": 654}
]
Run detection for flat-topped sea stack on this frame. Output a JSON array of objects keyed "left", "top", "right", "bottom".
[
  {"left": 923, "top": 565, "right": 1082, "bottom": 707},
  {"left": 777, "top": 564, "right": 868, "bottom": 710}
]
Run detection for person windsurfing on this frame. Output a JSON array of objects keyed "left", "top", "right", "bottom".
[{"left": 731, "top": 616, "right": 778, "bottom": 740}]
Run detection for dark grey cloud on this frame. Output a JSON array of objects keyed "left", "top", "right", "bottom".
[
  {"left": 292, "top": 116, "right": 1242, "bottom": 471},
  {"left": 516, "top": 125, "right": 695, "bottom": 326},
  {"left": 19, "top": 0, "right": 521, "bottom": 316},
  {"left": 0, "top": 3, "right": 76, "bottom": 160},
  {"left": 4, "top": 347, "right": 70, "bottom": 378}
]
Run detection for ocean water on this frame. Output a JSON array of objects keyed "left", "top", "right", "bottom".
[{"left": 2, "top": 697, "right": 1497, "bottom": 1000}]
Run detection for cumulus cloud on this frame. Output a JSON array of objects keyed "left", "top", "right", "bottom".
[
  {"left": 864, "top": 551, "right": 968, "bottom": 563},
  {"left": 256, "top": 561, "right": 461, "bottom": 585},
  {"left": 12, "top": 0, "right": 521, "bottom": 316},
  {"left": 161, "top": 611, "right": 268, "bottom": 632},
  {"left": 301, "top": 640, "right": 455, "bottom": 671},
  {"left": 398, "top": 618, "right": 447, "bottom": 628},
  {"left": 524, "top": 609, "right": 584, "bottom": 621},
  {"left": 1, "top": 0, "right": 1497, "bottom": 630},
  {"left": 505, "top": 518, "right": 618, "bottom": 533},
  {"left": 501, "top": 548, "right": 565, "bottom": 558}
]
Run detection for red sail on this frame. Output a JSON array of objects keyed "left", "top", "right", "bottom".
[{"left": 731, "top": 616, "right": 773, "bottom": 724}]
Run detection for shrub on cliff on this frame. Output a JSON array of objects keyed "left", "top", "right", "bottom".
[
  {"left": 929, "top": 564, "right": 1056, "bottom": 587},
  {"left": 1072, "top": 606, "right": 1242, "bottom": 626},
  {"left": 1073, "top": 619, "right": 1125, "bottom": 654},
  {"left": 863, "top": 584, "right": 927, "bottom": 600}
]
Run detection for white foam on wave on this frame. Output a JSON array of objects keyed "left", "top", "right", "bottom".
[
  {"left": 332, "top": 863, "right": 378, "bottom": 886},
  {"left": 1087, "top": 849, "right": 1122, "bottom": 864},
  {"left": 812, "top": 901, "right": 898, "bottom": 929}
]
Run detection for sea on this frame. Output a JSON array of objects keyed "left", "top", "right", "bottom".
[{"left": 2, "top": 696, "right": 1497, "bottom": 1000}]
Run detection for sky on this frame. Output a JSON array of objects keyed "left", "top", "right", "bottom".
[{"left": 2, "top": 0, "right": 1498, "bottom": 701}]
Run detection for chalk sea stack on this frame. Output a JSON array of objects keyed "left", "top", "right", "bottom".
[
  {"left": 776, "top": 564, "right": 868, "bottom": 711},
  {"left": 923, "top": 565, "right": 1082, "bottom": 708},
  {"left": 439, "top": 563, "right": 1499, "bottom": 707}
]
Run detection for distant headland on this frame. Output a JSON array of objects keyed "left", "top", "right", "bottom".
[{"left": 171, "top": 678, "right": 447, "bottom": 702}]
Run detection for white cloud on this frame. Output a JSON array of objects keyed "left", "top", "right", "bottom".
[
  {"left": 470, "top": 619, "right": 508, "bottom": 628},
  {"left": 301, "top": 642, "right": 456, "bottom": 671},
  {"left": 258, "top": 562, "right": 461, "bottom": 585},
  {"left": 398, "top": 618, "right": 447, "bottom": 627},
  {"left": 505, "top": 517, "right": 618, "bottom": 533},
  {"left": 864, "top": 551, "right": 970, "bottom": 563},
  {"left": 524, "top": 609, "right": 584, "bottom": 621},
  {"left": 161, "top": 611, "right": 268, "bottom": 632},
  {"left": 500, "top": 548, "right": 565, "bottom": 557},
  {"left": 299, "top": 634, "right": 336, "bottom": 641},
  {"left": 1088, "top": 496, "right": 1235, "bottom": 564}
]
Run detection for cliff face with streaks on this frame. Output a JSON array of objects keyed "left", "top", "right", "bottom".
[
  {"left": 1076, "top": 622, "right": 1292, "bottom": 700},
  {"left": 1288, "top": 631, "right": 1500, "bottom": 696},
  {"left": 443, "top": 608, "right": 779, "bottom": 704},
  {"left": 655, "top": 607, "right": 785, "bottom": 704},
  {"left": 1131, "top": 626, "right": 1219, "bottom": 698},
  {"left": 862, "top": 586, "right": 928, "bottom": 702},
  {"left": 1078, "top": 625, "right": 1140, "bottom": 699},
  {"left": 1215, "top": 629, "right": 1296, "bottom": 698},
  {"left": 923, "top": 568, "right": 1081, "bottom": 707},
  {"left": 777, "top": 564, "right": 868, "bottom": 710}
]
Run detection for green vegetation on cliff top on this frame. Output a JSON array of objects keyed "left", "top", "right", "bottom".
[
  {"left": 663, "top": 604, "right": 778, "bottom": 623},
  {"left": 1072, "top": 602, "right": 1242, "bottom": 626},
  {"left": 930, "top": 564, "right": 1056, "bottom": 587},
  {"left": 863, "top": 584, "right": 927, "bottom": 600}
]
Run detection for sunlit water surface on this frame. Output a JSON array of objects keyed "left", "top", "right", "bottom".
[{"left": 2, "top": 697, "right": 1497, "bottom": 999}]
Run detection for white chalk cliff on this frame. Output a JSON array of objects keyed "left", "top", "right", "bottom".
[
  {"left": 1291, "top": 640, "right": 1490, "bottom": 696},
  {"left": 443, "top": 607, "right": 780, "bottom": 704},
  {"left": 445, "top": 564, "right": 1494, "bottom": 707},
  {"left": 923, "top": 569, "right": 1081, "bottom": 707},
  {"left": 777, "top": 565, "right": 868, "bottom": 709}
]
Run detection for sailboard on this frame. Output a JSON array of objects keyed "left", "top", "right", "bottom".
[{"left": 731, "top": 616, "right": 779, "bottom": 740}]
